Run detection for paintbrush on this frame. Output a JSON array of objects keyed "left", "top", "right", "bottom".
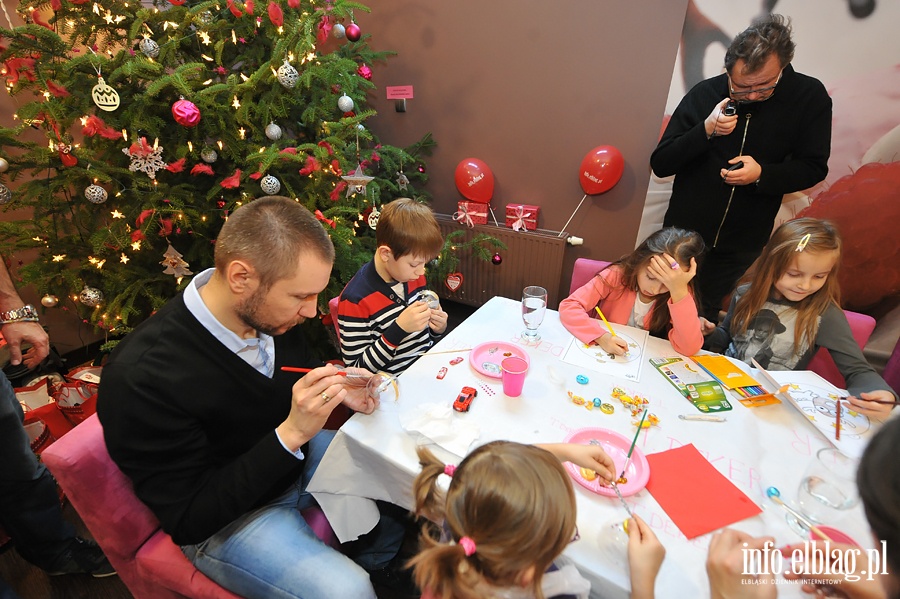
[
  {"left": 766, "top": 487, "right": 833, "bottom": 542},
  {"left": 619, "top": 409, "right": 648, "bottom": 481}
]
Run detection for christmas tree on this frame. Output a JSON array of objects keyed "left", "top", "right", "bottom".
[{"left": 0, "top": 0, "right": 435, "bottom": 341}]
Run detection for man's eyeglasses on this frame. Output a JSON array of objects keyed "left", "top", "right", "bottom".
[{"left": 728, "top": 70, "right": 782, "bottom": 101}]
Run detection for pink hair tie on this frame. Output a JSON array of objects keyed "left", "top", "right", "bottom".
[
  {"left": 443, "top": 464, "right": 456, "bottom": 477},
  {"left": 459, "top": 536, "right": 477, "bottom": 556}
]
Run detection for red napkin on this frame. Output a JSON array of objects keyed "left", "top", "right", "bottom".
[{"left": 645, "top": 444, "right": 761, "bottom": 539}]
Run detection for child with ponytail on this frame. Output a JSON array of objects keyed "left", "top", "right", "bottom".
[{"left": 408, "top": 441, "right": 665, "bottom": 599}]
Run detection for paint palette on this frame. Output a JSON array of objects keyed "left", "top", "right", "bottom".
[
  {"left": 562, "top": 428, "right": 650, "bottom": 497},
  {"left": 469, "top": 341, "right": 529, "bottom": 379}
]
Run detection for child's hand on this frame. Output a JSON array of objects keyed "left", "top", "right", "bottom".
[
  {"left": 626, "top": 515, "right": 665, "bottom": 599},
  {"left": 557, "top": 443, "right": 615, "bottom": 483},
  {"left": 846, "top": 391, "right": 895, "bottom": 418},
  {"left": 598, "top": 333, "right": 629, "bottom": 356},
  {"left": 647, "top": 253, "right": 696, "bottom": 303},
  {"left": 428, "top": 308, "right": 448, "bottom": 334},
  {"left": 700, "top": 317, "right": 717, "bottom": 336},
  {"left": 706, "top": 529, "right": 776, "bottom": 599},
  {"left": 396, "top": 301, "right": 432, "bottom": 333}
]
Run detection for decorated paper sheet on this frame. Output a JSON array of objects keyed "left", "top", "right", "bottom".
[
  {"left": 561, "top": 325, "right": 649, "bottom": 382},
  {"left": 753, "top": 362, "right": 881, "bottom": 459}
]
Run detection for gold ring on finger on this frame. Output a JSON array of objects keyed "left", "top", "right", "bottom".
[{"left": 321, "top": 392, "right": 331, "bottom": 403}]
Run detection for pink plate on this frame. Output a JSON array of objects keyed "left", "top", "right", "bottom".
[
  {"left": 469, "top": 341, "right": 530, "bottom": 379},
  {"left": 562, "top": 428, "right": 650, "bottom": 497}
]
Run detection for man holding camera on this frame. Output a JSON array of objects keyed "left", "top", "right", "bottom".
[{"left": 650, "top": 14, "right": 832, "bottom": 321}]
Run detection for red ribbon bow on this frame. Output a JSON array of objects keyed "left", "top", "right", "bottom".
[{"left": 315, "top": 210, "right": 336, "bottom": 229}]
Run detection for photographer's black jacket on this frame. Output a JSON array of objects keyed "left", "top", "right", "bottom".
[{"left": 651, "top": 65, "right": 832, "bottom": 253}]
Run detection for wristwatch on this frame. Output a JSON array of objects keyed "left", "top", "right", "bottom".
[{"left": 0, "top": 304, "right": 40, "bottom": 324}]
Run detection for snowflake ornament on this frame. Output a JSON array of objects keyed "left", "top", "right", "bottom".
[
  {"left": 160, "top": 244, "right": 193, "bottom": 277},
  {"left": 123, "top": 137, "right": 167, "bottom": 179}
]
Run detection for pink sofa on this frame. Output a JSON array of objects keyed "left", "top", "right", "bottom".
[
  {"left": 42, "top": 414, "right": 337, "bottom": 599},
  {"left": 807, "top": 310, "right": 877, "bottom": 389}
]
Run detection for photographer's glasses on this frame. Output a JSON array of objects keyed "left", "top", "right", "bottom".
[{"left": 728, "top": 70, "right": 782, "bottom": 102}]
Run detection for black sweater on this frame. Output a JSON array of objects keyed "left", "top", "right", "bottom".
[
  {"left": 651, "top": 64, "right": 832, "bottom": 253},
  {"left": 97, "top": 294, "right": 321, "bottom": 545}
]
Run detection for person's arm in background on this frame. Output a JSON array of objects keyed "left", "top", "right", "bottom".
[{"left": 0, "top": 257, "right": 49, "bottom": 367}]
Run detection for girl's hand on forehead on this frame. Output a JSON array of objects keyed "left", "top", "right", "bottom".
[{"left": 648, "top": 253, "right": 697, "bottom": 296}]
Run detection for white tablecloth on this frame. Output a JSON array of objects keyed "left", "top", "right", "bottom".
[{"left": 308, "top": 296, "right": 872, "bottom": 599}]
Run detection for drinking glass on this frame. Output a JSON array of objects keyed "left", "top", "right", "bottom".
[
  {"left": 521, "top": 286, "right": 548, "bottom": 343},
  {"left": 786, "top": 447, "right": 859, "bottom": 535}
]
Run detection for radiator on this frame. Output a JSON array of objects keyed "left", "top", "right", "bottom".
[{"left": 435, "top": 215, "right": 566, "bottom": 308}]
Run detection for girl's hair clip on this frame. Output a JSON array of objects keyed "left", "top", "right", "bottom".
[
  {"left": 795, "top": 233, "right": 811, "bottom": 252},
  {"left": 443, "top": 464, "right": 456, "bottom": 477}
]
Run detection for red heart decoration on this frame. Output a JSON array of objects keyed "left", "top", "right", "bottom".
[{"left": 445, "top": 272, "right": 463, "bottom": 292}]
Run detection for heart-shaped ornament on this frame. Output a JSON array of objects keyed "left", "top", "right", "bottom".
[{"left": 445, "top": 272, "right": 463, "bottom": 292}]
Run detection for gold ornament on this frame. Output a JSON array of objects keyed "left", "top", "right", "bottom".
[{"left": 91, "top": 76, "right": 120, "bottom": 112}]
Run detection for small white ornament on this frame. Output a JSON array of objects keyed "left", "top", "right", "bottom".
[
  {"left": 79, "top": 286, "right": 103, "bottom": 308},
  {"left": 367, "top": 206, "right": 380, "bottom": 230},
  {"left": 260, "top": 175, "right": 281, "bottom": 195},
  {"left": 332, "top": 23, "right": 346, "bottom": 39},
  {"left": 337, "top": 94, "right": 354, "bottom": 112},
  {"left": 356, "top": 124, "right": 365, "bottom": 132},
  {"left": 160, "top": 244, "right": 193, "bottom": 278},
  {"left": 277, "top": 60, "right": 299, "bottom": 89},
  {"left": 341, "top": 164, "right": 375, "bottom": 198},
  {"left": 41, "top": 294, "right": 59, "bottom": 308},
  {"left": 84, "top": 184, "right": 108, "bottom": 204},
  {"left": 197, "top": 10, "right": 215, "bottom": 25},
  {"left": 122, "top": 140, "right": 167, "bottom": 179},
  {"left": 139, "top": 37, "right": 160, "bottom": 58},
  {"left": 0, "top": 183, "right": 11, "bottom": 205},
  {"left": 0, "top": 157, "right": 9, "bottom": 172},
  {"left": 201, "top": 148, "right": 218, "bottom": 163},
  {"left": 265, "top": 122, "right": 283, "bottom": 141},
  {"left": 396, "top": 171, "right": 409, "bottom": 191},
  {"left": 91, "top": 76, "right": 120, "bottom": 112}
]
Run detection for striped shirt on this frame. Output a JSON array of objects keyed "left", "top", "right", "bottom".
[{"left": 338, "top": 260, "right": 442, "bottom": 374}]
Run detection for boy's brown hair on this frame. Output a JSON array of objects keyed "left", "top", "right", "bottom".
[{"left": 376, "top": 198, "right": 443, "bottom": 260}]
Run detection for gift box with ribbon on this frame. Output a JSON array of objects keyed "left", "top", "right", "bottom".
[
  {"left": 453, "top": 201, "right": 488, "bottom": 227},
  {"left": 505, "top": 203, "right": 539, "bottom": 231}
]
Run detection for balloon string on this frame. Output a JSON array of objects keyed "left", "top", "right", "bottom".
[
  {"left": 558, "top": 194, "right": 587, "bottom": 237},
  {"left": 488, "top": 206, "right": 500, "bottom": 227}
]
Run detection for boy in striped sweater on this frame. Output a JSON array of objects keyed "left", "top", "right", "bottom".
[{"left": 338, "top": 198, "right": 447, "bottom": 374}]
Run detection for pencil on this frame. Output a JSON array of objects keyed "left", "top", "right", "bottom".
[
  {"left": 280, "top": 366, "right": 348, "bottom": 375},
  {"left": 839, "top": 397, "right": 900, "bottom": 406},
  {"left": 836, "top": 398, "right": 841, "bottom": 441},
  {"left": 594, "top": 306, "right": 617, "bottom": 337}
]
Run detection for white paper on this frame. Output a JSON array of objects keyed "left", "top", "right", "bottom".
[
  {"left": 560, "top": 325, "right": 649, "bottom": 382},
  {"left": 399, "top": 403, "right": 481, "bottom": 457}
]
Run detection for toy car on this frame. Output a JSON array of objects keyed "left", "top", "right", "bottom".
[
  {"left": 436, "top": 367, "right": 448, "bottom": 380},
  {"left": 453, "top": 386, "right": 477, "bottom": 412}
]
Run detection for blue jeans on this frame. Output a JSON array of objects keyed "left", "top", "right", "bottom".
[
  {"left": 0, "top": 374, "right": 75, "bottom": 571},
  {"left": 182, "top": 430, "right": 403, "bottom": 599}
]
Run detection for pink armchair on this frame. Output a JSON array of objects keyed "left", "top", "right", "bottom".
[
  {"left": 569, "top": 258, "right": 612, "bottom": 295},
  {"left": 42, "top": 414, "right": 337, "bottom": 599}
]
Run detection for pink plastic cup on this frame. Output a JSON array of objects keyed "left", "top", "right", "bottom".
[{"left": 500, "top": 357, "right": 529, "bottom": 397}]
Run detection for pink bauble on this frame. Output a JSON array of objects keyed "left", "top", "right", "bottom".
[
  {"left": 345, "top": 22, "right": 361, "bottom": 42},
  {"left": 172, "top": 99, "right": 201, "bottom": 127}
]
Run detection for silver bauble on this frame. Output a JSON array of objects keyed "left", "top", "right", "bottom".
[
  {"left": 356, "top": 124, "right": 366, "bottom": 132},
  {"left": 79, "top": 286, "right": 103, "bottom": 308},
  {"left": 41, "top": 294, "right": 59, "bottom": 308},
  {"left": 0, "top": 183, "right": 11, "bottom": 205},
  {"left": 197, "top": 10, "right": 215, "bottom": 25},
  {"left": 276, "top": 61, "right": 299, "bottom": 89},
  {"left": 201, "top": 148, "right": 218, "bottom": 163},
  {"left": 139, "top": 37, "right": 160, "bottom": 59},
  {"left": 337, "top": 94, "right": 354, "bottom": 112},
  {"left": 84, "top": 184, "right": 108, "bottom": 204},
  {"left": 0, "top": 157, "right": 8, "bottom": 172},
  {"left": 332, "top": 23, "right": 346, "bottom": 39},
  {"left": 260, "top": 175, "right": 281, "bottom": 195},
  {"left": 265, "top": 122, "right": 283, "bottom": 141}
]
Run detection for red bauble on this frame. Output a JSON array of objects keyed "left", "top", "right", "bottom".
[
  {"left": 491, "top": 253, "right": 502, "bottom": 265},
  {"left": 172, "top": 98, "right": 201, "bottom": 127},
  {"left": 345, "top": 22, "right": 361, "bottom": 41}
]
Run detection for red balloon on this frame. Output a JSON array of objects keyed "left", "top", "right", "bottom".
[
  {"left": 579, "top": 145, "right": 624, "bottom": 195},
  {"left": 454, "top": 158, "right": 494, "bottom": 203}
]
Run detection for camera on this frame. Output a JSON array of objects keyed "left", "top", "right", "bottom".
[{"left": 723, "top": 101, "right": 737, "bottom": 117}]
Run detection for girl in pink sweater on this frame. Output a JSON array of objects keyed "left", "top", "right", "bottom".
[{"left": 560, "top": 228, "right": 705, "bottom": 356}]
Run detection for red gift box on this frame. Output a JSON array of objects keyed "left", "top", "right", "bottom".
[
  {"left": 453, "top": 201, "right": 488, "bottom": 227},
  {"left": 505, "top": 203, "right": 539, "bottom": 231}
]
